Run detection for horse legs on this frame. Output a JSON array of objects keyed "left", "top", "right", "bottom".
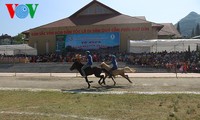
[
  {"left": 111, "top": 76, "right": 116, "bottom": 86},
  {"left": 126, "top": 75, "right": 132, "bottom": 83},
  {"left": 84, "top": 77, "right": 91, "bottom": 88},
  {"left": 122, "top": 74, "right": 132, "bottom": 83},
  {"left": 97, "top": 75, "right": 105, "bottom": 86},
  {"left": 104, "top": 74, "right": 116, "bottom": 86},
  {"left": 98, "top": 74, "right": 106, "bottom": 85}
]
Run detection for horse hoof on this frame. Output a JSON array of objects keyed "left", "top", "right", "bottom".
[
  {"left": 98, "top": 81, "right": 101, "bottom": 85},
  {"left": 98, "top": 82, "right": 103, "bottom": 86}
]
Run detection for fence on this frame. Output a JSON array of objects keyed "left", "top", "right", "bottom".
[{"left": 0, "top": 57, "right": 29, "bottom": 63}]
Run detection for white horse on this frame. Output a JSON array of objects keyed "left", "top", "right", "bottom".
[{"left": 100, "top": 62, "right": 136, "bottom": 85}]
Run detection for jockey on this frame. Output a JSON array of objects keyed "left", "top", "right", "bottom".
[
  {"left": 108, "top": 55, "right": 118, "bottom": 77},
  {"left": 81, "top": 51, "right": 93, "bottom": 77}
]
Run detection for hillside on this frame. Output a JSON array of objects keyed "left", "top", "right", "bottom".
[{"left": 176, "top": 11, "right": 200, "bottom": 37}]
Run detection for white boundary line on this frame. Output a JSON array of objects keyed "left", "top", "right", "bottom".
[
  {"left": 1, "top": 87, "right": 200, "bottom": 95},
  {"left": 0, "top": 87, "right": 60, "bottom": 92},
  {"left": 64, "top": 91, "right": 200, "bottom": 95},
  {"left": 0, "top": 111, "right": 104, "bottom": 120}
]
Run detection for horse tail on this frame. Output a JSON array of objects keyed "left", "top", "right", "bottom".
[{"left": 124, "top": 67, "right": 136, "bottom": 73}]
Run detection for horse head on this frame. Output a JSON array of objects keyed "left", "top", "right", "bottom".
[{"left": 70, "top": 60, "right": 83, "bottom": 71}]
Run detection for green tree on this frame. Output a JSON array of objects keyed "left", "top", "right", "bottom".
[
  {"left": 177, "top": 22, "right": 181, "bottom": 34},
  {"left": 14, "top": 34, "right": 26, "bottom": 44},
  {"left": 195, "top": 23, "right": 200, "bottom": 36},
  {"left": 191, "top": 28, "right": 195, "bottom": 37}
]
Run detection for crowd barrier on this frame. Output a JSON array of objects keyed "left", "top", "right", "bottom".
[
  {"left": 0, "top": 57, "right": 29, "bottom": 63},
  {"left": 0, "top": 73, "right": 200, "bottom": 78}
]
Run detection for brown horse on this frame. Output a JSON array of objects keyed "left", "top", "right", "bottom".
[
  {"left": 100, "top": 62, "right": 136, "bottom": 85},
  {"left": 70, "top": 60, "right": 112, "bottom": 88}
]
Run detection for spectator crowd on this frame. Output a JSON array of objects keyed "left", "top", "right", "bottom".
[{"left": 1, "top": 50, "right": 200, "bottom": 73}]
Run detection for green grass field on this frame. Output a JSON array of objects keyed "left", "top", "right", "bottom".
[{"left": 0, "top": 90, "right": 200, "bottom": 120}]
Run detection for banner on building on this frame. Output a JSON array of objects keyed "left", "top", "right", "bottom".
[{"left": 65, "top": 32, "right": 120, "bottom": 51}]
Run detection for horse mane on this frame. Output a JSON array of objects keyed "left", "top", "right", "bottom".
[
  {"left": 77, "top": 61, "right": 84, "bottom": 66},
  {"left": 100, "top": 62, "right": 111, "bottom": 69},
  {"left": 73, "top": 60, "right": 84, "bottom": 68}
]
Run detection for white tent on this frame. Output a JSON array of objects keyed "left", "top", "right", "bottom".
[
  {"left": 128, "top": 39, "right": 200, "bottom": 53},
  {"left": 0, "top": 44, "right": 37, "bottom": 55}
]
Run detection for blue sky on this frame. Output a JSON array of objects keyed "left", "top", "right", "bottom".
[{"left": 0, "top": 0, "right": 200, "bottom": 36}]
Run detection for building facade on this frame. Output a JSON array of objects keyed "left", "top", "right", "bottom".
[{"left": 25, "top": 0, "right": 171, "bottom": 55}]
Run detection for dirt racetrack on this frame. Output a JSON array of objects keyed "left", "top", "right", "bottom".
[{"left": 0, "top": 73, "right": 200, "bottom": 94}]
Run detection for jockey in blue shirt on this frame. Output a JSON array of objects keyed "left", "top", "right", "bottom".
[
  {"left": 81, "top": 51, "right": 93, "bottom": 77},
  {"left": 108, "top": 55, "right": 118, "bottom": 77}
]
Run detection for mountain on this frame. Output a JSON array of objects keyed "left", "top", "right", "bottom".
[{"left": 176, "top": 11, "right": 200, "bottom": 37}]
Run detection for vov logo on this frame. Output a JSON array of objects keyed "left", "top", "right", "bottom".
[{"left": 6, "top": 4, "right": 39, "bottom": 19}]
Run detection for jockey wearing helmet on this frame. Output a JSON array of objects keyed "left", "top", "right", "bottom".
[
  {"left": 81, "top": 51, "right": 93, "bottom": 77},
  {"left": 108, "top": 55, "right": 118, "bottom": 77}
]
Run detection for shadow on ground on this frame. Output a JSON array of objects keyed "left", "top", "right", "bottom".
[{"left": 61, "top": 85, "right": 128, "bottom": 94}]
